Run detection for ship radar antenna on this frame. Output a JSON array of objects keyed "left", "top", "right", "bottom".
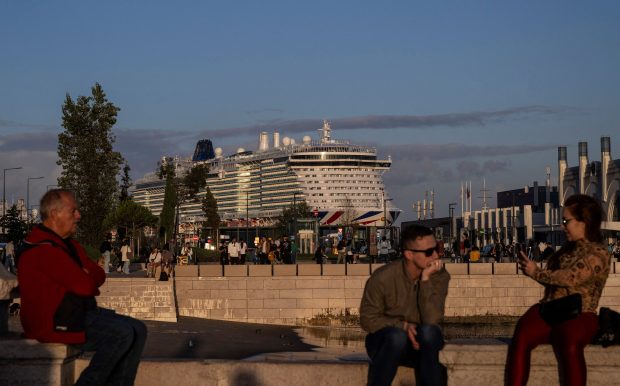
[{"left": 320, "top": 119, "right": 332, "bottom": 143}]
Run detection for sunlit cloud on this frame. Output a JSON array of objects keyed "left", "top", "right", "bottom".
[{"left": 200, "top": 105, "right": 570, "bottom": 138}]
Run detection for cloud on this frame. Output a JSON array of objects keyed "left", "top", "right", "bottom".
[
  {"left": 200, "top": 105, "right": 569, "bottom": 138},
  {"left": 380, "top": 142, "right": 556, "bottom": 162},
  {"left": 0, "top": 118, "right": 59, "bottom": 131},
  {"left": 381, "top": 142, "right": 552, "bottom": 191}
]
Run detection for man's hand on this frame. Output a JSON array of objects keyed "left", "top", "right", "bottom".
[
  {"left": 421, "top": 258, "right": 442, "bottom": 281},
  {"left": 404, "top": 321, "right": 420, "bottom": 350}
]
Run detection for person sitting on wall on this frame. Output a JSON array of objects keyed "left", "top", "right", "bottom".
[
  {"left": 18, "top": 189, "right": 147, "bottom": 385},
  {"left": 360, "top": 225, "right": 450, "bottom": 386}
]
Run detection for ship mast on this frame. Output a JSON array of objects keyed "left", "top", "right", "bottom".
[{"left": 321, "top": 120, "right": 332, "bottom": 144}]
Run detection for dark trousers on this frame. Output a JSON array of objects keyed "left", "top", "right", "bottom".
[
  {"left": 76, "top": 308, "right": 147, "bottom": 386},
  {"left": 365, "top": 325, "right": 445, "bottom": 386},
  {"left": 506, "top": 303, "right": 598, "bottom": 386}
]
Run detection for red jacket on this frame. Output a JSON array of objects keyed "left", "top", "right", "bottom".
[{"left": 18, "top": 225, "right": 106, "bottom": 344}]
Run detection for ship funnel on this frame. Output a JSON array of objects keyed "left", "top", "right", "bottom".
[
  {"left": 273, "top": 131, "right": 280, "bottom": 148},
  {"left": 259, "top": 132, "right": 269, "bottom": 151}
]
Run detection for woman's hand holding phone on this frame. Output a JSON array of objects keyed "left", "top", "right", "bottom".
[{"left": 518, "top": 251, "right": 537, "bottom": 277}]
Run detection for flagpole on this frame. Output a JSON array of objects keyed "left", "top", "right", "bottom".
[{"left": 460, "top": 182, "right": 464, "bottom": 218}]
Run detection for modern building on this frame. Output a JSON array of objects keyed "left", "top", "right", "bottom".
[{"left": 558, "top": 136, "right": 620, "bottom": 232}]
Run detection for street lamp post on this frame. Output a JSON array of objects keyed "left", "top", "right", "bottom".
[
  {"left": 246, "top": 192, "right": 249, "bottom": 246},
  {"left": 292, "top": 191, "right": 300, "bottom": 238},
  {"left": 3, "top": 167, "right": 22, "bottom": 218},
  {"left": 383, "top": 194, "right": 393, "bottom": 240},
  {"left": 448, "top": 203, "right": 457, "bottom": 242},
  {"left": 27, "top": 176, "right": 45, "bottom": 222}
]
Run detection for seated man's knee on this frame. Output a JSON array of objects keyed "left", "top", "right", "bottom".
[
  {"left": 416, "top": 324, "right": 444, "bottom": 349},
  {"left": 131, "top": 318, "right": 148, "bottom": 342},
  {"left": 369, "top": 327, "right": 409, "bottom": 352}
]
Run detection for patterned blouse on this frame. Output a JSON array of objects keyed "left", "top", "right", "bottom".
[{"left": 532, "top": 239, "right": 610, "bottom": 313}]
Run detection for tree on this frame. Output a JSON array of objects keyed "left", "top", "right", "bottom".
[
  {"left": 201, "top": 187, "right": 220, "bottom": 240},
  {"left": 159, "top": 163, "right": 177, "bottom": 243},
  {"left": 157, "top": 161, "right": 209, "bottom": 244},
  {"left": 119, "top": 162, "right": 132, "bottom": 202},
  {"left": 276, "top": 201, "right": 310, "bottom": 236},
  {"left": 0, "top": 205, "right": 27, "bottom": 242},
  {"left": 103, "top": 200, "right": 158, "bottom": 247},
  {"left": 57, "top": 83, "right": 124, "bottom": 246}
]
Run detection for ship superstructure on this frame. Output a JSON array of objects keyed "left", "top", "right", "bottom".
[{"left": 131, "top": 121, "right": 399, "bottom": 228}]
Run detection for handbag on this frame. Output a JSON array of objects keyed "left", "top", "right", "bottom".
[{"left": 539, "top": 293, "right": 582, "bottom": 325}]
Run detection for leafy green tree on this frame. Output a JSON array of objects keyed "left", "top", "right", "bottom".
[
  {"left": 159, "top": 163, "right": 177, "bottom": 243},
  {"left": 104, "top": 200, "right": 158, "bottom": 246},
  {"left": 201, "top": 187, "right": 220, "bottom": 240},
  {"left": 119, "top": 162, "right": 132, "bottom": 202},
  {"left": 0, "top": 205, "right": 27, "bottom": 242},
  {"left": 157, "top": 162, "right": 209, "bottom": 244},
  {"left": 276, "top": 201, "right": 309, "bottom": 236},
  {"left": 57, "top": 83, "right": 124, "bottom": 246}
]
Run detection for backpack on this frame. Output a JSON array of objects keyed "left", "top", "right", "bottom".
[
  {"left": 159, "top": 271, "right": 169, "bottom": 281},
  {"left": 593, "top": 307, "right": 620, "bottom": 347}
]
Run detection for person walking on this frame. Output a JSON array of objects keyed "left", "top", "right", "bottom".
[
  {"left": 228, "top": 238, "right": 240, "bottom": 265},
  {"left": 378, "top": 236, "right": 391, "bottom": 263},
  {"left": 506, "top": 194, "right": 610, "bottom": 386},
  {"left": 4, "top": 240, "right": 15, "bottom": 274},
  {"left": 99, "top": 235, "right": 112, "bottom": 274},
  {"left": 120, "top": 239, "right": 131, "bottom": 274},
  {"left": 337, "top": 237, "right": 346, "bottom": 264},
  {"left": 239, "top": 239, "right": 247, "bottom": 264},
  {"left": 18, "top": 189, "right": 146, "bottom": 385}
]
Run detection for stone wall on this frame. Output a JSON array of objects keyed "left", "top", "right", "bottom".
[
  {"left": 96, "top": 263, "right": 620, "bottom": 325},
  {"left": 96, "top": 278, "right": 177, "bottom": 322},
  {"left": 169, "top": 263, "right": 620, "bottom": 325}
]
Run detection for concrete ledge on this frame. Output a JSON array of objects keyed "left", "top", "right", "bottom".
[
  {"left": 224, "top": 265, "right": 248, "bottom": 277},
  {"left": 440, "top": 343, "right": 620, "bottom": 386},
  {"left": 322, "top": 264, "right": 346, "bottom": 276},
  {"left": 200, "top": 265, "right": 223, "bottom": 277},
  {"left": 174, "top": 265, "right": 198, "bottom": 277},
  {"left": 274, "top": 265, "right": 297, "bottom": 276},
  {"left": 249, "top": 265, "right": 273, "bottom": 277},
  {"left": 297, "top": 264, "right": 322, "bottom": 276},
  {"left": 469, "top": 263, "right": 493, "bottom": 275},
  {"left": 346, "top": 264, "right": 371, "bottom": 276},
  {"left": 493, "top": 263, "right": 518, "bottom": 275},
  {"left": 0, "top": 335, "right": 79, "bottom": 386},
  {"left": 74, "top": 357, "right": 415, "bottom": 386},
  {"left": 444, "top": 263, "right": 468, "bottom": 275}
]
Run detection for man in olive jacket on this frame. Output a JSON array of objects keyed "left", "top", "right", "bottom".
[{"left": 360, "top": 225, "right": 450, "bottom": 386}]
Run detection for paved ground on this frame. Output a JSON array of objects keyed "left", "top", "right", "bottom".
[
  {"left": 139, "top": 317, "right": 318, "bottom": 359},
  {"left": 8, "top": 314, "right": 319, "bottom": 359}
]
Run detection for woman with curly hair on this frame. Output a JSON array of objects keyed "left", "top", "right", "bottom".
[{"left": 506, "top": 194, "right": 610, "bottom": 386}]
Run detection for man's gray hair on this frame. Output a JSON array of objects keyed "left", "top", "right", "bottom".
[{"left": 40, "top": 189, "right": 75, "bottom": 221}]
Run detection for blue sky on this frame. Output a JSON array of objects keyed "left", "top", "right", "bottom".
[{"left": 1, "top": 1, "right": 619, "bottom": 219}]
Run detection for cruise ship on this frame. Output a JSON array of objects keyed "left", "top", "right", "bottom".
[{"left": 131, "top": 121, "right": 400, "bottom": 233}]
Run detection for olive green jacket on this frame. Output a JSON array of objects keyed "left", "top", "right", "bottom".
[{"left": 360, "top": 259, "right": 450, "bottom": 334}]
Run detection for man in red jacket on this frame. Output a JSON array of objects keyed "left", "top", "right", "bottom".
[{"left": 18, "top": 189, "right": 147, "bottom": 385}]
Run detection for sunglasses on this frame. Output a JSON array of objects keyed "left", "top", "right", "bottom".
[
  {"left": 404, "top": 245, "right": 439, "bottom": 257},
  {"left": 562, "top": 218, "right": 575, "bottom": 225}
]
